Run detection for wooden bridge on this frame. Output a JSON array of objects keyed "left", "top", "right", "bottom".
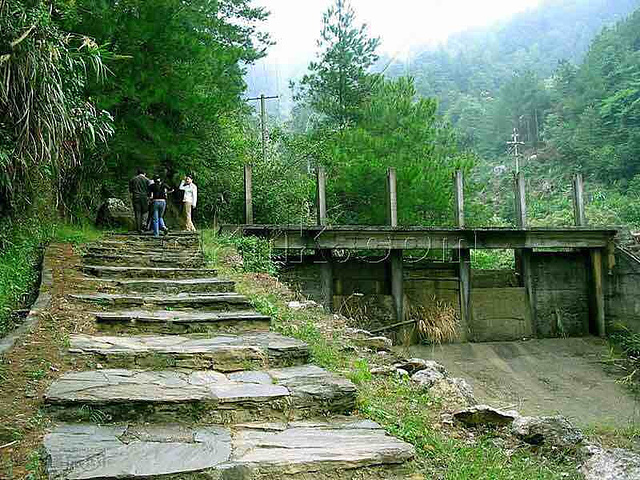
[{"left": 222, "top": 166, "right": 618, "bottom": 342}]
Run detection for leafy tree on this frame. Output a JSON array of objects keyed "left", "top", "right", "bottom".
[
  {"left": 62, "top": 0, "right": 271, "bottom": 217},
  {"left": 295, "top": 0, "right": 380, "bottom": 126},
  {"left": 302, "top": 77, "right": 476, "bottom": 225}
]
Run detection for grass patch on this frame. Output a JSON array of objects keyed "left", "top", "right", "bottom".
[
  {"left": 202, "top": 230, "right": 584, "bottom": 479},
  {"left": 0, "top": 220, "right": 101, "bottom": 337}
]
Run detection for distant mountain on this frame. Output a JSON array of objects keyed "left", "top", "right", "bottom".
[{"left": 386, "top": 0, "right": 640, "bottom": 110}]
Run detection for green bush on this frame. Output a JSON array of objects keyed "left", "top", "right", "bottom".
[{"left": 234, "top": 236, "right": 277, "bottom": 275}]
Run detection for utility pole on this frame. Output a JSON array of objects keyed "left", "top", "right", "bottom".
[
  {"left": 247, "top": 93, "right": 279, "bottom": 163},
  {"left": 507, "top": 127, "right": 525, "bottom": 173}
]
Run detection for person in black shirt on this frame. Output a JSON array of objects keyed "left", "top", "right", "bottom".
[
  {"left": 148, "top": 176, "right": 173, "bottom": 236},
  {"left": 128, "top": 169, "right": 151, "bottom": 233}
]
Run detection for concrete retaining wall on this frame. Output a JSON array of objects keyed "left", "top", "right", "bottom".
[
  {"left": 606, "top": 248, "right": 640, "bottom": 334},
  {"left": 530, "top": 252, "right": 591, "bottom": 338}
]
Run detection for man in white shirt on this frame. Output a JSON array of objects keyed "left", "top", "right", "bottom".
[{"left": 179, "top": 175, "right": 198, "bottom": 232}]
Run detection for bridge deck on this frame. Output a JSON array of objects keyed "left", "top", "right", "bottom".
[{"left": 220, "top": 225, "right": 617, "bottom": 251}]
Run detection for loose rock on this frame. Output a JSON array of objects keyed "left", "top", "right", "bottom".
[
  {"left": 96, "top": 198, "right": 135, "bottom": 230},
  {"left": 394, "top": 358, "right": 447, "bottom": 376},
  {"left": 411, "top": 369, "right": 445, "bottom": 388},
  {"left": 287, "top": 300, "right": 318, "bottom": 310},
  {"left": 352, "top": 336, "right": 393, "bottom": 351},
  {"left": 512, "top": 415, "right": 583, "bottom": 448},
  {"left": 430, "top": 377, "right": 476, "bottom": 408},
  {"left": 581, "top": 447, "right": 640, "bottom": 480},
  {"left": 453, "top": 405, "right": 519, "bottom": 426}
]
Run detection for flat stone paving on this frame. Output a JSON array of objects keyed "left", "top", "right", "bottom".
[
  {"left": 94, "top": 309, "right": 269, "bottom": 324},
  {"left": 69, "top": 292, "right": 251, "bottom": 309},
  {"left": 45, "top": 419, "right": 414, "bottom": 480},
  {"left": 94, "top": 309, "right": 272, "bottom": 335},
  {"left": 68, "top": 332, "right": 310, "bottom": 370},
  {"left": 82, "top": 265, "right": 218, "bottom": 279},
  {"left": 87, "top": 278, "right": 235, "bottom": 294},
  {"left": 45, "top": 366, "right": 356, "bottom": 413}
]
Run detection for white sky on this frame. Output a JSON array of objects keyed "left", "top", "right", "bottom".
[{"left": 257, "top": 0, "right": 542, "bottom": 68}]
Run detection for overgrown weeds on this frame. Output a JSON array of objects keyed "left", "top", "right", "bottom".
[
  {"left": 0, "top": 220, "right": 101, "bottom": 337},
  {"left": 409, "top": 298, "right": 458, "bottom": 344}
]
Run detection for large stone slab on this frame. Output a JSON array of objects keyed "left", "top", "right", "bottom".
[
  {"left": 45, "top": 424, "right": 231, "bottom": 480},
  {"left": 226, "top": 418, "right": 415, "bottom": 476},
  {"left": 69, "top": 292, "right": 251, "bottom": 310},
  {"left": 94, "top": 309, "right": 271, "bottom": 335},
  {"left": 45, "top": 366, "right": 357, "bottom": 422},
  {"left": 82, "top": 265, "right": 217, "bottom": 279},
  {"left": 44, "top": 419, "right": 415, "bottom": 480},
  {"left": 89, "top": 277, "right": 235, "bottom": 294},
  {"left": 69, "top": 333, "right": 309, "bottom": 371}
]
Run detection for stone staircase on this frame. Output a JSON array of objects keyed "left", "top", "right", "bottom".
[{"left": 43, "top": 232, "right": 414, "bottom": 479}]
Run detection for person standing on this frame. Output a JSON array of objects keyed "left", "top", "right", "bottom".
[
  {"left": 129, "top": 169, "right": 150, "bottom": 233},
  {"left": 179, "top": 175, "right": 198, "bottom": 232},
  {"left": 148, "top": 175, "right": 172, "bottom": 237}
]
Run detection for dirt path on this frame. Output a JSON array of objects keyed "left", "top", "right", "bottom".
[{"left": 409, "top": 337, "right": 640, "bottom": 429}]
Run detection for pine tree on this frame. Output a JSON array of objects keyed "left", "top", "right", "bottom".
[{"left": 297, "top": 0, "right": 380, "bottom": 126}]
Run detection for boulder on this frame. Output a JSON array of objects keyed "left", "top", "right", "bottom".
[
  {"left": 411, "top": 368, "right": 446, "bottom": 388},
  {"left": 96, "top": 198, "right": 135, "bottom": 230},
  {"left": 453, "top": 405, "right": 519, "bottom": 427},
  {"left": 430, "top": 377, "right": 476, "bottom": 408},
  {"left": 581, "top": 447, "right": 640, "bottom": 480},
  {"left": 352, "top": 336, "right": 393, "bottom": 351},
  {"left": 512, "top": 415, "right": 583, "bottom": 448},
  {"left": 394, "top": 358, "right": 448, "bottom": 376}
]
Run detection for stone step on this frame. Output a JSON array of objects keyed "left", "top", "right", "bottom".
[
  {"left": 109, "top": 231, "right": 199, "bottom": 238},
  {"left": 45, "top": 365, "right": 357, "bottom": 423},
  {"left": 69, "top": 293, "right": 252, "bottom": 310},
  {"left": 95, "top": 237, "right": 200, "bottom": 249},
  {"left": 107, "top": 233, "right": 200, "bottom": 243},
  {"left": 83, "top": 253, "right": 204, "bottom": 268},
  {"left": 68, "top": 333, "right": 310, "bottom": 371},
  {"left": 71, "top": 292, "right": 251, "bottom": 309},
  {"left": 90, "top": 278, "right": 235, "bottom": 294},
  {"left": 44, "top": 419, "right": 415, "bottom": 480},
  {"left": 94, "top": 309, "right": 271, "bottom": 335},
  {"left": 86, "top": 245, "right": 201, "bottom": 256},
  {"left": 82, "top": 265, "right": 217, "bottom": 279}
]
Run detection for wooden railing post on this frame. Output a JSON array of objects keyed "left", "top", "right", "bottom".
[
  {"left": 316, "top": 166, "right": 327, "bottom": 226},
  {"left": 514, "top": 171, "right": 527, "bottom": 229},
  {"left": 454, "top": 170, "right": 465, "bottom": 229},
  {"left": 244, "top": 164, "right": 253, "bottom": 225},
  {"left": 514, "top": 172, "right": 536, "bottom": 337},
  {"left": 386, "top": 167, "right": 403, "bottom": 323},
  {"left": 573, "top": 173, "right": 606, "bottom": 337},
  {"left": 387, "top": 167, "right": 398, "bottom": 228},
  {"left": 572, "top": 173, "right": 587, "bottom": 227},
  {"left": 454, "top": 170, "right": 470, "bottom": 342}
]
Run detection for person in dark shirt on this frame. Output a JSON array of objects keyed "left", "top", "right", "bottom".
[
  {"left": 128, "top": 169, "right": 151, "bottom": 233},
  {"left": 148, "top": 175, "right": 173, "bottom": 237}
]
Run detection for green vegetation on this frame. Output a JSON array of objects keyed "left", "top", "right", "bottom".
[{"left": 0, "top": 219, "right": 101, "bottom": 337}]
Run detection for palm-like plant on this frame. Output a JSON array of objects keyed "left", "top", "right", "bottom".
[{"left": 0, "top": 0, "right": 113, "bottom": 212}]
